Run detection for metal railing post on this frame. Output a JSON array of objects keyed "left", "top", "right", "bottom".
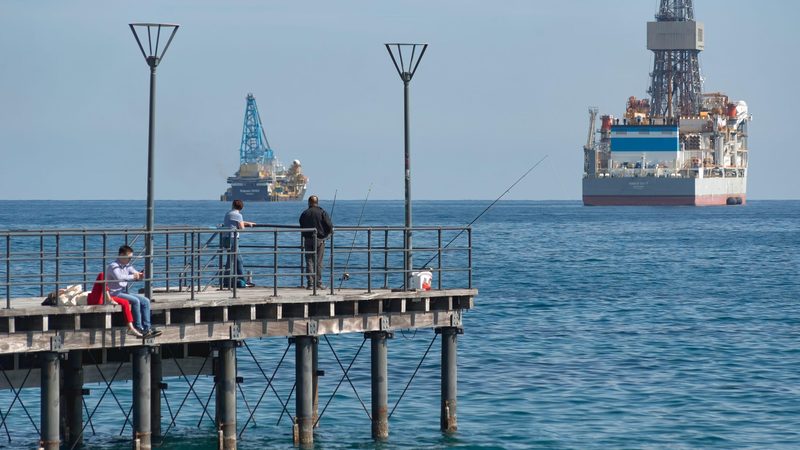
[
  {"left": 102, "top": 233, "right": 108, "bottom": 290},
  {"left": 55, "top": 234, "right": 61, "bottom": 295},
  {"left": 367, "top": 229, "right": 372, "bottom": 293},
  {"left": 273, "top": 230, "right": 278, "bottom": 297},
  {"left": 40, "top": 233, "right": 45, "bottom": 296},
  {"left": 383, "top": 230, "right": 389, "bottom": 289},
  {"left": 165, "top": 233, "right": 170, "bottom": 292},
  {"left": 82, "top": 233, "right": 88, "bottom": 292},
  {"left": 217, "top": 231, "right": 223, "bottom": 292},
  {"left": 231, "top": 234, "right": 238, "bottom": 299},
  {"left": 312, "top": 235, "right": 317, "bottom": 296},
  {"left": 5, "top": 235, "right": 10, "bottom": 309},
  {"left": 182, "top": 232, "right": 188, "bottom": 291},
  {"left": 196, "top": 232, "right": 202, "bottom": 292},
  {"left": 299, "top": 233, "right": 304, "bottom": 288},
  {"left": 190, "top": 231, "right": 196, "bottom": 300},
  {"left": 437, "top": 228, "right": 443, "bottom": 290},
  {"left": 468, "top": 227, "right": 472, "bottom": 289},
  {"left": 329, "top": 231, "right": 334, "bottom": 295}
]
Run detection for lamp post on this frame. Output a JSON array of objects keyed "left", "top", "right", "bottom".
[
  {"left": 385, "top": 43, "right": 428, "bottom": 289},
  {"left": 129, "top": 23, "right": 179, "bottom": 299}
]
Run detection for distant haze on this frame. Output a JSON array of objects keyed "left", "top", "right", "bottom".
[{"left": 1, "top": 0, "right": 797, "bottom": 200}]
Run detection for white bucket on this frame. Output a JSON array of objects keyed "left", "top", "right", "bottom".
[{"left": 410, "top": 271, "right": 433, "bottom": 291}]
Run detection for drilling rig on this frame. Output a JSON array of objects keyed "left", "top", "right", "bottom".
[{"left": 581, "top": 0, "right": 750, "bottom": 206}]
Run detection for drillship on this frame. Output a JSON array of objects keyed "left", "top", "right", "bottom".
[
  {"left": 221, "top": 94, "right": 308, "bottom": 202},
  {"left": 583, "top": 0, "right": 750, "bottom": 206}
]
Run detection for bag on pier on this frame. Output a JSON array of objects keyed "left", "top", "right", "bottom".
[
  {"left": 57, "top": 284, "right": 85, "bottom": 306},
  {"left": 42, "top": 284, "right": 85, "bottom": 306}
]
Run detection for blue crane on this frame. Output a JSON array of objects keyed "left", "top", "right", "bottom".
[{"left": 239, "top": 93, "right": 274, "bottom": 165}]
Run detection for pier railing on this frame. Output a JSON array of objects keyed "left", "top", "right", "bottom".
[{"left": 0, "top": 225, "right": 472, "bottom": 307}]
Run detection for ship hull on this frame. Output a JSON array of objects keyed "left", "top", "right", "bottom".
[
  {"left": 583, "top": 177, "right": 746, "bottom": 206},
  {"left": 222, "top": 179, "right": 306, "bottom": 202}
]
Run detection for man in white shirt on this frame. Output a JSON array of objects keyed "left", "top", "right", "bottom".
[
  {"left": 106, "top": 245, "right": 161, "bottom": 337},
  {"left": 221, "top": 199, "right": 256, "bottom": 288}
]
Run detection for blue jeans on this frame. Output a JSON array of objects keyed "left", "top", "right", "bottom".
[
  {"left": 221, "top": 235, "right": 246, "bottom": 287},
  {"left": 116, "top": 293, "right": 151, "bottom": 331}
]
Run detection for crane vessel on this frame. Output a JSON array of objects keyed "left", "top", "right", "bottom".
[{"left": 221, "top": 94, "right": 307, "bottom": 202}]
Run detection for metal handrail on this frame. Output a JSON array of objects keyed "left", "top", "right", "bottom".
[{"left": 0, "top": 224, "right": 473, "bottom": 308}]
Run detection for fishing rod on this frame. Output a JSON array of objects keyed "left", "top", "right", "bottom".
[
  {"left": 329, "top": 189, "right": 338, "bottom": 222},
  {"left": 337, "top": 183, "right": 373, "bottom": 289},
  {"left": 413, "top": 154, "right": 549, "bottom": 273}
]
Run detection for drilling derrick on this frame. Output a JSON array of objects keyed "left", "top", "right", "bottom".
[
  {"left": 240, "top": 93, "right": 274, "bottom": 166},
  {"left": 647, "top": 0, "right": 704, "bottom": 118}
]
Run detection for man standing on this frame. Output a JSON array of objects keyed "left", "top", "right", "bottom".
[
  {"left": 106, "top": 245, "right": 161, "bottom": 337},
  {"left": 299, "top": 195, "right": 333, "bottom": 289},
  {"left": 222, "top": 199, "right": 256, "bottom": 288}
]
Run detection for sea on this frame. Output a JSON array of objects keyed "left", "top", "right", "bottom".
[{"left": 0, "top": 200, "right": 798, "bottom": 449}]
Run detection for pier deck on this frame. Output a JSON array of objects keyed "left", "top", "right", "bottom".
[{"left": 0, "top": 286, "right": 475, "bottom": 354}]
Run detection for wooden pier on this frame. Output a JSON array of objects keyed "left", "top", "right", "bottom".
[{"left": 0, "top": 225, "right": 476, "bottom": 449}]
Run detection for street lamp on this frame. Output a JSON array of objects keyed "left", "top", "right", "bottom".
[
  {"left": 385, "top": 43, "right": 428, "bottom": 289},
  {"left": 129, "top": 23, "right": 179, "bottom": 299}
]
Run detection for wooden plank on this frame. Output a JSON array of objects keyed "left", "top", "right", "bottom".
[
  {"left": 340, "top": 317, "right": 362, "bottom": 333},
  {"left": 389, "top": 314, "right": 412, "bottom": 329},
  {"left": 267, "top": 321, "right": 289, "bottom": 337}
]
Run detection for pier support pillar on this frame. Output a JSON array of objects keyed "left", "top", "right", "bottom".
[
  {"left": 216, "top": 341, "right": 237, "bottom": 450},
  {"left": 40, "top": 352, "right": 60, "bottom": 450},
  {"left": 438, "top": 327, "right": 461, "bottom": 433},
  {"left": 295, "top": 336, "right": 315, "bottom": 446},
  {"left": 132, "top": 346, "right": 152, "bottom": 450},
  {"left": 368, "top": 331, "right": 391, "bottom": 440},
  {"left": 63, "top": 350, "right": 83, "bottom": 448},
  {"left": 150, "top": 348, "right": 163, "bottom": 442},
  {"left": 312, "top": 338, "right": 320, "bottom": 428}
]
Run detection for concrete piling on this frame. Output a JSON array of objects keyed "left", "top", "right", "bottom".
[
  {"left": 150, "top": 348, "right": 163, "bottom": 441},
  {"left": 132, "top": 346, "right": 152, "bottom": 450},
  {"left": 63, "top": 350, "right": 84, "bottom": 448},
  {"left": 440, "top": 327, "right": 460, "bottom": 433},
  {"left": 312, "top": 339, "right": 320, "bottom": 428},
  {"left": 39, "top": 352, "right": 60, "bottom": 450},
  {"left": 217, "top": 341, "right": 238, "bottom": 450},
  {"left": 369, "top": 331, "right": 390, "bottom": 440},
  {"left": 295, "top": 336, "right": 314, "bottom": 446}
]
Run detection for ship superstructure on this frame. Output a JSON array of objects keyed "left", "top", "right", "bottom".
[
  {"left": 221, "top": 94, "right": 307, "bottom": 202},
  {"left": 583, "top": 0, "right": 750, "bottom": 206}
]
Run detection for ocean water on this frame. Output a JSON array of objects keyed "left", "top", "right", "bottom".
[{"left": 0, "top": 200, "right": 799, "bottom": 449}]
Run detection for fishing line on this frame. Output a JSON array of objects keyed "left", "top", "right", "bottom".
[
  {"left": 338, "top": 183, "right": 373, "bottom": 290},
  {"left": 414, "top": 154, "right": 549, "bottom": 272}
]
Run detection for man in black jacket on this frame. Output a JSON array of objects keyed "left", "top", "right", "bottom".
[{"left": 299, "top": 195, "right": 333, "bottom": 289}]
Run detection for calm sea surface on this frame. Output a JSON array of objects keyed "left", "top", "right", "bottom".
[{"left": 0, "top": 200, "right": 798, "bottom": 449}]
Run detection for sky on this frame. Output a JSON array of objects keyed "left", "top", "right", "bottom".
[{"left": 0, "top": 0, "right": 798, "bottom": 200}]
